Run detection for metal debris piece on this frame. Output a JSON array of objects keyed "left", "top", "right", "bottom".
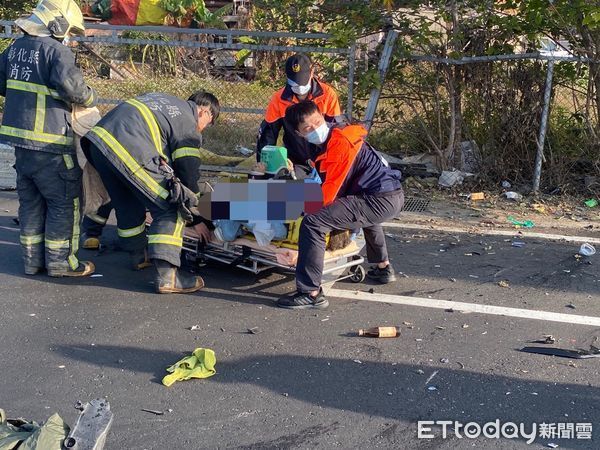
[{"left": 141, "top": 408, "right": 164, "bottom": 416}]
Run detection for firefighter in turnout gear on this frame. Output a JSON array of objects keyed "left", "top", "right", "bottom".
[
  {"left": 81, "top": 91, "right": 219, "bottom": 294},
  {"left": 0, "top": 0, "right": 97, "bottom": 277}
]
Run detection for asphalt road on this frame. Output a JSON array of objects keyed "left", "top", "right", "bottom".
[{"left": 1, "top": 191, "right": 599, "bottom": 449}]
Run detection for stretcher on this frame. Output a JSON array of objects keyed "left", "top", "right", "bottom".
[
  {"left": 185, "top": 161, "right": 367, "bottom": 292},
  {"left": 182, "top": 230, "right": 367, "bottom": 294}
]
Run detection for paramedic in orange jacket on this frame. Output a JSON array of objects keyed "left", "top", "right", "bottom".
[
  {"left": 277, "top": 101, "right": 404, "bottom": 310},
  {"left": 256, "top": 53, "right": 342, "bottom": 169}
]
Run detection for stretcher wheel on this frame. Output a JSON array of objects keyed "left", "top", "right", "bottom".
[{"left": 349, "top": 265, "right": 366, "bottom": 283}]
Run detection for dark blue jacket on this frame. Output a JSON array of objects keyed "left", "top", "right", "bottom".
[{"left": 0, "top": 34, "right": 96, "bottom": 154}]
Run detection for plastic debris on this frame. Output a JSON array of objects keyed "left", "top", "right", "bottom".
[
  {"left": 508, "top": 216, "right": 534, "bottom": 228},
  {"left": 90, "top": 274, "right": 103, "bottom": 278},
  {"left": 498, "top": 280, "right": 510, "bottom": 288},
  {"left": 440, "top": 358, "right": 449, "bottom": 364},
  {"left": 547, "top": 443, "right": 558, "bottom": 449},
  {"left": 501, "top": 180, "right": 511, "bottom": 189},
  {"left": 189, "top": 325, "right": 200, "bottom": 331},
  {"left": 470, "top": 192, "right": 485, "bottom": 201},
  {"left": 438, "top": 170, "right": 467, "bottom": 188},
  {"left": 512, "top": 241, "right": 526, "bottom": 247},
  {"left": 504, "top": 191, "right": 523, "bottom": 201},
  {"left": 247, "top": 327, "right": 261, "bottom": 334},
  {"left": 427, "top": 386, "right": 438, "bottom": 391},
  {"left": 579, "top": 243, "right": 596, "bottom": 256},
  {"left": 584, "top": 199, "right": 598, "bottom": 208}
]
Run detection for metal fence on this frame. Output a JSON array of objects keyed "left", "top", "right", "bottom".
[
  {"left": 366, "top": 47, "right": 600, "bottom": 192},
  {"left": 0, "top": 21, "right": 356, "bottom": 165}
]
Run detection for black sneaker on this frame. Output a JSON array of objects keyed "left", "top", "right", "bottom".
[
  {"left": 277, "top": 289, "right": 329, "bottom": 310},
  {"left": 367, "top": 264, "right": 397, "bottom": 283}
]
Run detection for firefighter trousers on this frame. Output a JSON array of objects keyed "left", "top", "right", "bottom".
[
  {"left": 15, "top": 147, "right": 83, "bottom": 273},
  {"left": 81, "top": 202, "right": 113, "bottom": 237},
  {"left": 88, "top": 145, "right": 185, "bottom": 267}
]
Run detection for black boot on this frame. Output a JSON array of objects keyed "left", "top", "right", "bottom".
[{"left": 153, "top": 259, "right": 204, "bottom": 294}]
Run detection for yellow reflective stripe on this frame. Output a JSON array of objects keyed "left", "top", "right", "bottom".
[
  {"left": 20, "top": 234, "right": 44, "bottom": 245},
  {"left": 45, "top": 239, "right": 70, "bottom": 249},
  {"left": 90, "top": 126, "right": 169, "bottom": 200},
  {"left": 7, "top": 79, "right": 60, "bottom": 98},
  {"left": 117, "top": 222, "right": 146, "bottom": 238},
  {"left": 174, "top": 213, "right": 185, "bottom": 237},
  {"left": 0, "top": 125, "right": 73, "bottom": 146},
  {"left": 63, "top": 154, "right": 75, "bottom": 169},
  {"left": 148, "top": 235, "right": 183, "bottom": 246},
  {"left": 68, "top": 197, "right": 80, "bottom": 270},
  {"left": 82, "top": 91, "right": 95, "bottom": 107},
  {"left": 35, "top": 93, "right": 45, "bottom": 133},
  {"left": 87, "top": 213, "right": 107, "bottom": 224},
  {"left": 126, "top": 99, "right": 166, "bottom": 161},
  {"left": 172, "top": 147, "right": 201, "bottom": 160}
]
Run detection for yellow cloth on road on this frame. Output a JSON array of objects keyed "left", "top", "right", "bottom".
[{"left": 162, "top": 348, "right": 216, "bottom": 387}]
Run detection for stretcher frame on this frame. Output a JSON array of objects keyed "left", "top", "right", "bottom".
[
  {"left": 182, "top": 233, "right": 367, "bottom": 292},
  {"left": 187, "top": 166, "right": 367, "bottom": 291}
]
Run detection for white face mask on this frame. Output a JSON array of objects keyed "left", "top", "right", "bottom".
[
  {"left": 291, "top": 83, "right": 311, "bottom": 96},
  {"left": 305, "top": 122, "right": 330, "bottom": 145}
]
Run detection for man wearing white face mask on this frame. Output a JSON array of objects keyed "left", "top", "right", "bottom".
[
  {"left": 256, "top": 54, "right": 342, "bottom": 173},
  {"left": 277, "top": 101, "right": 404, "bottom": 310}
]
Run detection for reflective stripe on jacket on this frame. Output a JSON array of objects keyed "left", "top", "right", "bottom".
[
  {"left": 82, "top": 93, "right": 203, "bottom": 210},
  {"left": 0, "top": 35, "right": 96, "bottom": 153}
]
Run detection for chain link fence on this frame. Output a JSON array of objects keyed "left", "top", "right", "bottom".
[{"left": 0, "top": 21, "right": 356, "bottom": 170}]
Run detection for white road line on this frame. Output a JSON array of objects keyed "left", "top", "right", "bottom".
[
  {"left": 382, "top": 222, "right": 600, "bottom": 244},
  {"left": 329, "top": 288, "right": 600, "bottom": 327}
]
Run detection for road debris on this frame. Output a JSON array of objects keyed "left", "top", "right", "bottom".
[
  {"left": 247, "top": 327, "right": 261, "bottom": 334},
  {"left": 358, "top": 326, "right": 400, "bottom": 338},
  {"left": 427, "top": 386, "right": 438, "bottom": 391},
  {"left": 520, "top": 346, "right": 600, "bottom": 359},
  {"left": 498, "top": 280, "right": 510, "bottom": 288},
  {"left": 141, "top": 408, "right": 164, "bottom": 416},
  {"left": 508, "top": 216, "right": 534, "bottom": 228},
  {"left": 440, "top": 358, "right": 449, "bottom": 364},
  {"left": 90, "top": 274, "right": 103, "bottom": 278},
  {"left": 504, "top": 192, "right": 523, "bottom": 201},
  {"left": 469, "top": 192, "right": 485, "bottom": 201},
  {"left": 566, "top": 303, "right": 576, "bottom": 310},
  {"left": 353, "top": 359, "right": 363, "bottom": 364},
  {"left": 501, "top": 180, "right": 511, "bottom": 189},
  {"left": 584, "top": 199, "right": 598, "bottom": 208},
  {"left": 511, "top": 241, "right": 526, "bottom": 248},
  {"left": 449, "top": 277, "right": 457, "bottom": 282},
  {"left": 188, "top": 325, "right": 200, "bottom": 331},
  {"left": 425, "top": 370, "right": 439, "bottom": 385},
  {"left": 579, "top": 243, "right": 596, "bottom": 256},
  {"left": 416, "top": 369, "right": 425, "bottom": 375}
]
